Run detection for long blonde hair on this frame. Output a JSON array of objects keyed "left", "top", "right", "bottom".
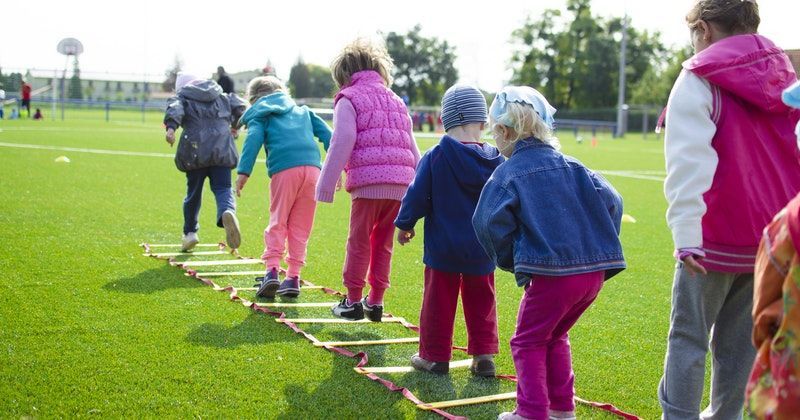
[
  {"left": 330, "top": 38, "right": 394, "bottom": 88},
  {"left": 492, "top": 102, "right": 560, "bottom": 150}
]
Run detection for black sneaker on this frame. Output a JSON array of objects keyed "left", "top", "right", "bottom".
[
  {"left": 276, "top": 276, "right": 300, "bottom": 298},
  {"left": 331, "top": 298, "right": 364, "bottom": 320},
  {"left": 470, "top": 354, "right": 496, "bottom": 377},
  {"left": 410, "top": 353, "right": 449, "bottom": 374},
  {"left": 256, "top": 267, "right": 280, "bottom": 298},
  {"left": 361, "top": 298, "right": 383, "bottom": 322}
]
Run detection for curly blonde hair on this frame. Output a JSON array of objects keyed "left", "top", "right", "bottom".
[
  {"left": 246, "top": 76, "right": 287, "bottom": 104},
  {"left": 331, "top": 38, "right": 394, "bottom": 88},
  {"left": 491, "top": 102, "right": 560, "bottom": 150}
]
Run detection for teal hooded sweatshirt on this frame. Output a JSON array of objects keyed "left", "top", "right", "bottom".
[{"left": 237, "top": 92, "right": 332, "bottom": 178}]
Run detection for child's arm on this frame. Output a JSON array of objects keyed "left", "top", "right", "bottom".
[
  {"left": 228, "top": 93, "right": 247, "bottom": 130},
  {"left": 163, "top": 96, "right": 183, "bottom": 147},
  {"left": 589, "top": 171, "right": 623, "bottom": 234},
  {"left": 394, "top": 151, "right": 434, "bottom": 244},
  {"left": 664, "top": 70, "right": 718, "bottom": 254},
  {"left": 309, "top": 110, "right": 333, "bottom": 152},
  {"left": 235, "top": 119, "right": 266, "bottom": 195},
  {"left": 316, "top": 99, "right": 357, "bottom": 203},
  {"left": 472, "top": 179, "right": 518, "bottom": 272}
]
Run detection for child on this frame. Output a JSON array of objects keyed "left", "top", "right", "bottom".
[
  {"left": 658, "top": 2, "right": 800, "bottom": 418},
  {"left": 395, "top": 85, "right": 504, "bottom": 376},
  {"left": 33, "top": 108, "right": 43, "bottom": 120},
  {"left": 744, "top": 82, "right": 800, "bottom": 418},
  {"left": 163, "top": 72, "right": 246, "bottom": 252},
  {"left": 472, "top": 86, "right": 625, "bottom": 420},
  {"left": 235, "top": 76, "right": 332, "bottom": 298},
  {"left": 316, "top": 38, "right": 420, "bottom": 321}
]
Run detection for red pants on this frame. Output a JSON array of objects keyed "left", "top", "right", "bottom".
[
  {"left": 342, "top": 198, "right": 401, "bottom": 294},
  {"left": 419, "top": 266, "right": 499, "bottom": 362}
]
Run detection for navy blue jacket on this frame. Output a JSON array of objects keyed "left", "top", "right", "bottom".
[
  {"left": 395, "top": 135, "right": 504, "bottom": 275},
  {"left": 473, "top": 138, "right": 625, "bottom": 286}
]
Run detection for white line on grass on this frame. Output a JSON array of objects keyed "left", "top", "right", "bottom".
[{"left": 0, "top": 141, "right": 664, "bottom": 181}]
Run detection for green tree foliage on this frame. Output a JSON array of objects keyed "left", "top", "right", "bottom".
[
  {"left": 162, "top": 56, "right": 182, "bottom": 92},
  {"left": 385, "top": 25, "right": 459, "bottom": 105},
  {"left": 510, "top": 0, "right": 667, "bottom": 109},
  {"left": 289, "top": 58, "right": 312, "bottom": 98},
  {"left": 630, "top": 45, "right": 693, "bottom": 106},
  {"left": 68, "top": 58, "right": 83, "bottom": 100},
  {"left": 307, "top": 64, "right": 335, "bottom": 98}
]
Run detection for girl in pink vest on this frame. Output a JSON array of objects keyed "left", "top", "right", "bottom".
[
  {"left": 316, "top": 39, "right": 420, "bottom": 321},
  {"left": 659, "top": 1, "right": 800, "bottom": 418}
]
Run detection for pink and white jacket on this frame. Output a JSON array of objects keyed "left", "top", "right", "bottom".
[
  {"left": 664, "top": 34, "right": 800, "bottom": 273},
  {"left": 316, "top": 70, "right": 420, "bottom": 202}
]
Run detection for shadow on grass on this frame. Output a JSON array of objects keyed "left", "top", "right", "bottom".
[
  {"left": 103, "top": 264, "right": 201, "bottom": 294},
  {"left": 185, "top": 312, "right": 299, "bottom": 348}
]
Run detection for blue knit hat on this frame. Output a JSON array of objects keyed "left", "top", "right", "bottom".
[{"left": 441, "top": 85, "right": 488, "bottom": 131}]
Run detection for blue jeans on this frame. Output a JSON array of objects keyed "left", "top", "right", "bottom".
[{"left": 183, "top": 166, "right": 236, "bottom": 234}]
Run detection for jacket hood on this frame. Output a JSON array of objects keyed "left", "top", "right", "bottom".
[
  {"left": 439, "top": 135, "right": 503, "bottom": 194},
  {"left": 241, "top": 92, "right": 296, "bottom": 125},
  {"left": 684, "top": 34, "right": 797, "bottom": 114},
  {"left": 178, "top": 80, "right": 223, "bottom": 102}
]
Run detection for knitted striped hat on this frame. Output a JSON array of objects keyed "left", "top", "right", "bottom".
[{"left": 441, "top": 85, "right": 488, "bottom": 131}]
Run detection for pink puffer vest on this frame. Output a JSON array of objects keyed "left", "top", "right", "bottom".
[{"left": 334, "top": 70, "right": 416, "bottom": 191}]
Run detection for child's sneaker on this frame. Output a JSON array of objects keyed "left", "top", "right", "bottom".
[
  {"left": 361, "top": 298, "right": 383, "bottom": 322},
  {"left": 221, "top": 210, "right": 241, "bottom": 249},
  {"left": 497, "top": 412, "right": 531, "bottom": 420},
  {"left": 276, "top": 276, "right": 300, "bottom": 298},
  {"left": 181, "top": 232, "right": 199, "bottom": 252},
  {"left": 410, "top": 353, "right": 449, "bottom": 374},
  {"left": 470, "top": 354, "right": 496, "bottom": 377},
  {"left": 256, "top": 267, "right": 280, "bottom": 298},
  {"left": 548, "top": 411, "right": 576, "bottom": 420},
  {"left": 331, "top": 298, "right": 364, "bottom": 320}
]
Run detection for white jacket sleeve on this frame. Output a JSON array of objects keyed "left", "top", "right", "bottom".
[{"left": 664, "top": 70, "right": 718, "bottom": 250}]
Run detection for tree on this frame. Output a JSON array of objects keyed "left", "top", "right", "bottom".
[
  {"left": 307, "top": 64, "right": 335, "bottom": 98},
  {"left": 630, "top": 45, "right": 692, "bottom": 106},
  {"left": 162, "top": 55, "right": 182, "bottom": 92},
  {"left": 288, "top": 58, "right": 311, "bottom": 98},
  {"left": 510, "top": 0, "right": 666, "bottom": 109},
  {"left": 68, "top": 58, "right": 83, "bottom": 100},
  {"left": 385, "top": 25, "right": 459, "bottom": 105}
]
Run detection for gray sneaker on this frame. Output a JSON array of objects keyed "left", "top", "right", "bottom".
[
  {"left": 470, "top": 354, "right": 496, "bottom": 377},
  {"left": 221, "top": 210, "right": 241, "bottom": 249},
  {"left": 410, "top": 353, "right": 449, "bottom": 374},
  {"left": 181, "top": 232, "right": 199, "bottom": 252}
]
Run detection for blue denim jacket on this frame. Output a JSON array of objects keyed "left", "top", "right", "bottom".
[{"left": 472, "top": 138, "right": 626, "bottom": 286}]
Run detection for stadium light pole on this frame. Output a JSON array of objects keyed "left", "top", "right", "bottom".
[{"left": 615, "top": 12, "right": 629, "bottom": 138}]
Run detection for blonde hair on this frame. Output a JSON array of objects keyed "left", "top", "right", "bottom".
[
  {"left": 492, "top": 102, "right": 560, "bottom": 150},
  {"left": 246, "top": 76, "right": 287, "bottom": 104},
  {"left": 331, "top": 38, "right": 394, "bottom": 88}
]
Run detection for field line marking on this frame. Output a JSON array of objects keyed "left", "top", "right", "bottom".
[
  {"left": 0, "top": 141, "right": 268, "bottom": 162},
  {"left": 598, "top": 170, "right": 665, "bottom": 182}
]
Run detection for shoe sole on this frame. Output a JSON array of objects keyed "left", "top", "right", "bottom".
[
  {"left": 221, "top": 211, "right": 241, "bottom": 249},
  {"left": 276, "top": 288, "right": 300, "bottom": 298},
  {"left": 256, "top": 280, "right": 280, "bottom": 298}
]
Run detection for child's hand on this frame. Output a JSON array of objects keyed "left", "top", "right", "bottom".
[
  {"left": 336, "top": 174, "right": 344, "bottom": 191},
  {"left": 165, "top": 128, "right": 176, "bottom": 146},
  {"left": 235, "top": 174, "right": 249, "bottom": 197},
  {"left": 231, "top": 128, "right": 239, "bottom": 139},
  {"left": 397, "top": 229, "right": 415, "bottom": 245},
  {"left": 682, "top": 255, "right": 708, "bottom": 276}
]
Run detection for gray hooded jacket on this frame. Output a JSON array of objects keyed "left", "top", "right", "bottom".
[{"left": 163, "top": 80, "right": 247, "bottom": 172}]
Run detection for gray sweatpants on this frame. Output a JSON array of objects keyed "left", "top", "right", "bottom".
[{"left": 658, "top": 266, "right": 755, "bottom": 420}]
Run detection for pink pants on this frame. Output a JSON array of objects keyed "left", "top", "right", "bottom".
[
  {"left": 419, "top": 266, "right": 499, "bottom": 362},
  {"left": 342, "top": 198, "right": 401, "bottom": 295},
  {"left": 511, "top": 271, "right": 604, "bottom": 419},
  {"left": 262, "top": 166, "right": 319, "bottom": 278}
]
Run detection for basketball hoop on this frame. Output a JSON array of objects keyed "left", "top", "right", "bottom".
[{"left": 57, "top": 38, "right": 84, "bottom": 56}]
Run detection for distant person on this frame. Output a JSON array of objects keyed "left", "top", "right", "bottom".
[
  {"left": 236, "top": 76, "right": 332, "bottom": 299},
  {"left": 317, "top": 38, "right": 420, "bottom": 321},
  {"left": 745, "top": 80, "right": 800, "bottom": 417},
  {"left": 474, "top": 86, "right": 624, "bottom": 420},
  {"left": 0, "top": 85, "right": 5, "bottom": 119},
  {"left": 33, "top": 108, "right": 43, "bottom": 120},
  {"left": 163, "top": 72, "right": 246, "bottom": 252},
  {"left": 20, "top": 80, "right": 32, "bottom": 118},
  {"left": 659, "top": 1, "right": 800, "bottom": 419},
  {"left": 426, "top": 112, "right": 434, "bottom": 132},
  {"left": 395, "top": 85, "right": 504, "bottom": 377},
  {"left": 216, "top": 66, "right": 234, "bottom": 94}
]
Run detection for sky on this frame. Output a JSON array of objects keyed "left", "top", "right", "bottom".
[{"left": 1, "top": 0, "right": 798, "bottom": 91}]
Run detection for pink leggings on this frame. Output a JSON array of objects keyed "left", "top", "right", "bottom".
[
  {"left": 342, "top": 198, "right": 401, "bottom": 299},
  {"left": 511, "top": 271, "right": 604, "bottom": 419},
  {"left": 262, "top": 166, "right": 319, "bottom": 278}
]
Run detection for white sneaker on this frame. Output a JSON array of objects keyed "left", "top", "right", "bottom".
[
  {"left": 221, "top": 210, "right": 241, "bottom": 249},
  {"left": 549, "top": 410, "right": 576, "bottom": 420},
  {"left": 181, "top": 232, "right": 199, "bottom": 252},
  {"left": 498, "top": 412, "right": 529, "bottom": 420}
]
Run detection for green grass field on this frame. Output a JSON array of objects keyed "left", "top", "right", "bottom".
[{"left": 0, "top": 115, "right": 684, "bottom": 419}]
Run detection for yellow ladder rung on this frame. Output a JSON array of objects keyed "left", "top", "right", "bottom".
[
  {"left": 417, "top": 392, "right": 517, "bottom": 410},
  {"left": 276, "top": 317, "right": 406, "bottom": 324},
  {"left": 177, "top": 259, "right": 263, "bottom": 267},
  {"left": 355, "top": 359, "right": 473, "bottom": 374},
  {"left": 256, "top": 302, "right": 338, "bottom": 308},
  {"left": 188, "top": 271, "right": 265, "bottom": 277},
  {"left": 144, "top": 251, "right": 227, "bottom": 257},
  {"left": 142, "top": 243, "right": 222, "bottom": 248},
  {"left": 315, "top": 337, "right": 420, "bottom": 347}
]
